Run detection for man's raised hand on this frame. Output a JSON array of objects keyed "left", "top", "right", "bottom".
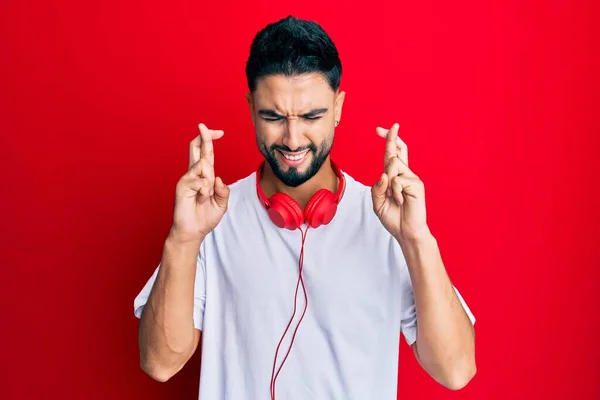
[
  {"left": 371, "top": 123, "right": 430, "bottom": 242},
  {"left": 171, "top": 123, "right": 230, "bottom": 243}
]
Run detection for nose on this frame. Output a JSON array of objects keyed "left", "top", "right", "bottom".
[{"left": 282, "top": 119, "right": 304, "bottom": 151}]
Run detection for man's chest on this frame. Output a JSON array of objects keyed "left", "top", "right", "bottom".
[{"left": 204, "top": 228, "right": 404, "bottom": 329}]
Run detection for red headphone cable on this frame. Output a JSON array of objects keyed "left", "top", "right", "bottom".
[{"left": 270, "top": 226, "right": 309, "bottom": 400}]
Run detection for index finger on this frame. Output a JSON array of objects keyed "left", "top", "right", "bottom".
[
  {"left": 189, "top": 135, "right": 201, "bottom": 169},
  {"left": 384, "top": 123, "right": 400, "bottom": 162},
  {"left": 199, "top": 123, "right": 215, "bottom": 167}
]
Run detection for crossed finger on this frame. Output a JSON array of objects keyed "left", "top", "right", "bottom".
[
  {"left": 376, "top": 123, "right": 408, "bottom": 167},
  {"left": 188, "top": 123, "right": 224, "bottom": 169}
]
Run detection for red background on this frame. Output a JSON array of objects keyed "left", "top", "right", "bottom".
[{"left": 1, "top": 0, "right": 599, "bottom": 399}]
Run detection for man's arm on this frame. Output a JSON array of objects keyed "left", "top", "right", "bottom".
[
  {"left": 138, "top": 232, "right": 204, "bottom": 382},
  {"left": 399, "top": 233, "right": 476, "bottom": 390}
]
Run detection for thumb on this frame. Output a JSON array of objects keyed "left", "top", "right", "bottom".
[
  {"left": 213, "top": 177, "right": 230, "bottom": 210},
  {"left": 371, "top": 173, "right": 388, "bottom": 210}
]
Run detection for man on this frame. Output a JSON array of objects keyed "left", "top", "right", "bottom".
[{"left": 133, "top": 15, "right": 476, "bottom": 400}]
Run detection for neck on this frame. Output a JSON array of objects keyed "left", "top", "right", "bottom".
[{"left": 260, "top": 157, "right": 339, "bottom": 210}]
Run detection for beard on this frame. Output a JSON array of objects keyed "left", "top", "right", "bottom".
[{"left": 257, "top": 132, "right": 334, "bottom": 188}]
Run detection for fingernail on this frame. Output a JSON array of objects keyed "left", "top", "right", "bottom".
[{"left": 378, "top": 173, "right": 385, "bottom": 186}]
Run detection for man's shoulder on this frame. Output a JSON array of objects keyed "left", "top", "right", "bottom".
[
  {"left": 340, "top": 169, "right": 402, "bottom": 238},
  {"left": 200, "top": 170, "right": 257, "bottom": 247},
  {"left": 223, "top": 169, "right": 257, "bottom": 208},
  {"left": 340, "top": 170, "right": 375, "bottom": 209}
]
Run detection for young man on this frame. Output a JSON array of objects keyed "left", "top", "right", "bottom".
[{"left": 134, "top": 15, "right": 476, "bottom": 400}]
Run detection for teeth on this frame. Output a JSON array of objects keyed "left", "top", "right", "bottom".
[{"left": 282, "top": 151, "right": 307, "bottom": 161}]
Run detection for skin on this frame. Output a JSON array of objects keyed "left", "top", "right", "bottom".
[
  {"left": 371, "top": 123, "right": 477, "bottom": 389},
  {"left": 139, "top": 72, "right": 476, "bottom": 390},
  {"left": 246, "top": 73, "right": 345, "bottom": 209},
  {"left": 247, "top": 73, "right": 476, "bottom": 389}
]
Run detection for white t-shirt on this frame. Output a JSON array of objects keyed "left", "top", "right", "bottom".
[{"left": 133, "top": 168, "right": 476, "bottom": 400}]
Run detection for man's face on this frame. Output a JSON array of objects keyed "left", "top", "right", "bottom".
[{"left": 247, "top": 73, "right": 345, "bottom": 187}]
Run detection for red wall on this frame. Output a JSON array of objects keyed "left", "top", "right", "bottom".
[{"left": 1, "top": 1, "right": 599, "bottom": 399}]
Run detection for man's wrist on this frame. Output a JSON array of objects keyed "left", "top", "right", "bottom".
[
  {"left": 166, "top": 228, "right": 204, "bottom": 251},
  {"left": 395, "top": 228, "right": 436, "bottom": 251},
  {"left": 395, "top": 231, "right": 439, "bottom": 267}
]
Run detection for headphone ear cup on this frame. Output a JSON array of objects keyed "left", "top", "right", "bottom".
[
  {"left": 267, "top": 193, "right": 305, "bottom": 230},
  {"left": 304, "top": 189, "right": 338, "bottom": 228}
]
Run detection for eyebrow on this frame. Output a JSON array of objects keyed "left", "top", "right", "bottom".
[{"left": 258, "top": 108, "right": 328, "bottom": 118}]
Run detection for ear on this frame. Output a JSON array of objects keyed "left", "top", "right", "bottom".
[
  {"left": 334, "top": 90, "right": 345, "bottom": 126},
  {"left": 246, "top": 92, "right": 256, "bottom": 125}
]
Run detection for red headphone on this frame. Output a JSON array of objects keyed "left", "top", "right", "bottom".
[
  {"left": 257, "top": 160, "right": 346, "bottom": 399},
  {"left": 256, "top": 161, "right": 346, "bottom": 230}
]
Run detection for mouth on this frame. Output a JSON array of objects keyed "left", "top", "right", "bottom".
[{"left": 276, "top": 149, "right": 310, "bottom": 167}]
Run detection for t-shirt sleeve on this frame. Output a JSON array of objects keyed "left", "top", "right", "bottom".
[
  {"left": 132, "top": 243, "right": 207, "bottom": 331},
  {"left": 400, "top": 268, "right": 476, "bottom": 346}
]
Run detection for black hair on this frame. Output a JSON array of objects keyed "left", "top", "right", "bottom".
[{"left": 245, "top": 15, "right": 342, "bottom": 93}]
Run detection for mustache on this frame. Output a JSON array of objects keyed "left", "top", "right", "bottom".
[{"left": 271, "top": 143, "right": 317, "bottom": 153}]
